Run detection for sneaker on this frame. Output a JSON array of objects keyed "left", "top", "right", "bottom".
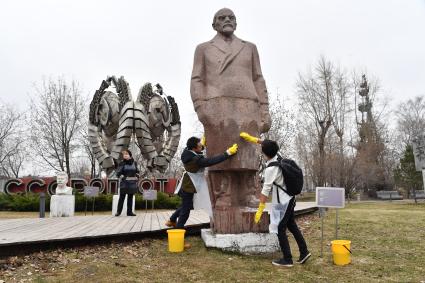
[
  {"left": 127, "top": 213, "right": 137, "bottom": 216},
  {"left": 272, "top": 258, "right": 293, "bottom": 267},
  {"left": 115, "top": 212, "right": 121, "bottom": 217},
  {"left": 165, "top": 220, "right": 177, "bottom": 228},
  {"left": 296, "top": 252, "right": 311, "bottom": 264}
]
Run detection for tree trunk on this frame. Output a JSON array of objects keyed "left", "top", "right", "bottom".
[
  {"left": 338, "top": 135, "right": 344, "bottom": 188},
  {"left": 318, "top": 132, "right": 327, "bottom": 186},
  {"left": 65, "top": 144, "right": 71, "bottom": 177}
]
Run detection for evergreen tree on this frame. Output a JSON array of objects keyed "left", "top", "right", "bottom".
[{"left": 394, "top": 145, "right": 423, "bottom": 200}]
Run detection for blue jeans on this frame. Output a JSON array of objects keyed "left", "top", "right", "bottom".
[{"left": 170, "top": 190, "right": 194, "bottom": 228}]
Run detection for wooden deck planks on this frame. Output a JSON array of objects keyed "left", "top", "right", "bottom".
[
  {"left": 19, "top": 217, "right": 97, "bottom": 242},
  {"left": 129, "top": 213, "right": 147, "bottom": 233},
  {"left": 156, "top": 212, "right": 169, "bottom": 230},
  {"left": 0, "top": 203, "right": 317, "bottom": 248},
  {"left": 149, "top": 212, "right": 161, "bottom": 231},
  {"left": 0, "top": 218, "right": 42, "bottom": 231},
  {"left": 140, "top": 213, "right": 152, "bottom": 232}
]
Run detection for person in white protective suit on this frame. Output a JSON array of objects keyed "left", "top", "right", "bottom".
[
  {"left": 165, "top": 136, "right": 238, "bottom": 248},
  {"left": 240, "top": 133, "right": 311, "bottom": 268}
]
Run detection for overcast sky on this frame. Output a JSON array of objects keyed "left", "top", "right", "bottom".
[{"left": 1, "top": 0, "right": 424, "bottom": 144}]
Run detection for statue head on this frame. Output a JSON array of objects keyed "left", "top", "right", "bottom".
[
  {"left": 56, "top": 171, "right": 68, "bottom": 187},
  {"left": 56, "top": 171, "right": 73, "bottom": 195},
  {"left": 212, "top": 8, "right": 237, "bottom": 37}
]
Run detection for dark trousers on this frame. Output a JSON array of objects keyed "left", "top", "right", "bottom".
[
  {"left": 170, "top": 190, "right": 194, "bottom": 228},
  {"left": 117, "top": 193, "right": 134, "bottom": 215},
  {"left": 277, "top": 198, "right": 309, "bottom": 262}
]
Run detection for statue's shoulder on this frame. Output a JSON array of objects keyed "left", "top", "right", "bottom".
[
  {"left": 233, "top": 36, "right": 257, "bottom": 51},
  {"left": 242, "top": 40, "right": 257, "bottom": 49},
  {"left": 195, "top": 40, "right": 211, "bottom": 51}
]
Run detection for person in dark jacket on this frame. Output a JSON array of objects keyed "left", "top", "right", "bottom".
[
  {"left": 166, "top": 136, "right": 238, "bottom": 231},
  {"left": 115, "top": 149, "right": 139, "bottom": 216}
]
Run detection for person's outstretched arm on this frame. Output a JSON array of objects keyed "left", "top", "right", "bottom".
[{"left": 196, "top": 144, "right": 238, "bottom": 168}]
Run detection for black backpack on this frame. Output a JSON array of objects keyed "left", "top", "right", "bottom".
[{"left": 267, "top": 155, "right": 304, "bottom": 197}]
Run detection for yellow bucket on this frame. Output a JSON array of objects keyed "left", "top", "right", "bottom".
[
  {"left": 331, "top": 240, "right": 352, "bottom": 266},
  {"left": 166, "top": 229, "right": 186, "bottom": 252}
]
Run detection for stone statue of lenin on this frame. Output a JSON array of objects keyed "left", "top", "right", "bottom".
[{"left": 190, "top": 8, "right": 272, "bottom": 234}]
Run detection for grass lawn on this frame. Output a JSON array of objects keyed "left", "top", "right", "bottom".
[
  {"left": 296, "top": 192, "right": 316, "bottom": 202},
  {"left": 1, "top": 202, "right": 424, "bottom": 282}
]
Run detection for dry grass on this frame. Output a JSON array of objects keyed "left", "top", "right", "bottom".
[{"left": 1, "top": 202, "right": 425, "bottom": 282}]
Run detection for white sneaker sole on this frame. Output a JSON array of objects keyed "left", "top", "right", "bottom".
[
  {"left": 272, "top": 262, "right": 293, "bottom": 267},
  {"left": 297, "top": 252, "right": 312, "bottom": 264}
]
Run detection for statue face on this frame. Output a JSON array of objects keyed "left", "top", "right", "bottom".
[
  {"left": 213, "top": 8, "right": 236, "bottom": 36},
  {"left": 56, "top": 172, "right": 68, "bottom": 186}
]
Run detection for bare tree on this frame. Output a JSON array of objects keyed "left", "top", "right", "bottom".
[
  {"left": 295, "top": 121, "right": 318, "bottom": 191},
  {"left": 4, "top": 137, "right": 27, "bottom": 178},
  {"left": 71, "top": 155, "right": 92, "bottom": 178},
  {"left": 330, "top": 70, "right": 351, "bottom": 187},
  {"left": 396, "top": 96, "right": 425, "bottom": 146},
  {"left": 80, "top": 126, "right": 98, "bottom": 178},
  {"left": 30, "top": 77, "right": 86, "bottom": 176},
  {"left": 263, "top": 91, "right": 297, "bottom": 158},
  {"left": 0, "top": 102, "right": 25, "bottom": 177},
  {"left": 296, "top": 56, "right": 342, "bottom": 186}
]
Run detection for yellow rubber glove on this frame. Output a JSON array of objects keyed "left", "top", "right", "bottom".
[
  {"left": 240, "top": 132, "right": 260, "bottom": 144},
  {"left": 226, "top": 144, "right": 238, "bottom": 155},
  {"left": 201, "top": 135, "right": 206, "bottom": 147},
  {"left": 254, "top": 202, "right": 266, "bottom": 224}
]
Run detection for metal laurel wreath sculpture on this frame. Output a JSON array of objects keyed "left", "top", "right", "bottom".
[{"left": 88, "top": 76, "right": 181, "bottom": 176}]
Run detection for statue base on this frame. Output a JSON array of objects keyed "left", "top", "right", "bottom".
[
  {"left": 211, "top": 207, "right": 269, "bottom": 234},
  {"left": 112, "top": 195, "right": 135, "bottom": 216},
  {"left": 201, "top": 228, "right": 280, "bottom": 254},
  {"left": 50, "top": 195, "right": 75, "bottom": 217}
]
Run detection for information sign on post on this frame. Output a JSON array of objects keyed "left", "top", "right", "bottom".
[
  {"left": 316, "top": 187, "right": 346, "bottom": 257},
  {"left": 316, "top": 187, "right": 345, "bottom": 208},
  {"left": 84, "top": 186, "right": 99, "bottom": 198},
  {"left": 143, "top": 189, "right": 157, "bottom": 211}
]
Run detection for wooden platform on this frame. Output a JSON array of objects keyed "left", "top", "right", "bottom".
[{"left": 0, "top": 202, "right": 317, "bottom": 256}]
